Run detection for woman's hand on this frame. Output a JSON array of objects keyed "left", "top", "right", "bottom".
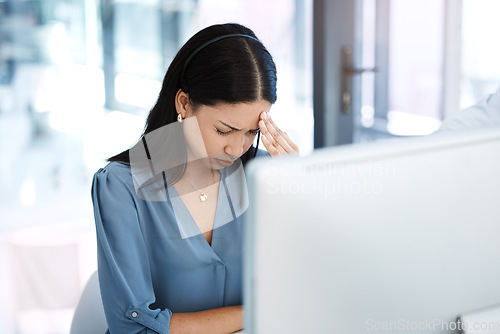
[{"left": 258, "top": 111, "right": 299, "bottom": 157}]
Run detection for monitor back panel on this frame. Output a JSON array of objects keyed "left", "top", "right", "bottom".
[{"left": 244, "top": 128, "right": 500, "bottom": 334}]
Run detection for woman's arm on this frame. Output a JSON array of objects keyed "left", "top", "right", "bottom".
[
  {"left": 93, "top": 168, "right": 173, "bottom": 333},
  {"left": 169, "top": 305, "right": 243, "bottom": 334}
]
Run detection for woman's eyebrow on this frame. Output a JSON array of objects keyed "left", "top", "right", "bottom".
[{"left": 219, "top": 120, "right": 259, "bottom": 132}]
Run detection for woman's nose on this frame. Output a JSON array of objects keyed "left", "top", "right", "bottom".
[{"left": 225, "top": 135, "right": 245, "bottom": 156}]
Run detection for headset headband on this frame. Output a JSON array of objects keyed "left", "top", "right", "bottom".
[{"left": 180, "top": 34, "right": 261, "bottom": 92}]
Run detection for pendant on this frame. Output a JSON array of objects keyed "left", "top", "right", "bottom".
[{"left": 200, "top": 193, "right": 208, "bottom": 202}]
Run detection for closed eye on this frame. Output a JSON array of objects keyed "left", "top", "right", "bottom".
[
  {"left": 216, "top": 128, "right": 232, "bottom": 136},
  {"left": 216, "top": 128, "right": 260, "bottom": 136}
]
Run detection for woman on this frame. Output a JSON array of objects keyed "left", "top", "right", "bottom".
[{"left": 92, "top": 23, "right": 298, "bottom": 334}]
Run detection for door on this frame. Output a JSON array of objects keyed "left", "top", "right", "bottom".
[
  {"left": 314, "top": 0, "right": 472, "bottom": 148},
  {"left": 313, "top": 0, "right": 364, "bottom": 147}
]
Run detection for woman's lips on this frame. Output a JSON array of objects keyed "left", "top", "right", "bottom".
[{"left": 214, "top": 158, "right": 234, "bottom": 167}]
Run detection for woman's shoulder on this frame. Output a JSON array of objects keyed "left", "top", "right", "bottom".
[
  {"left": 93, "top": 161, "right": 134, "bottom": 188},
  {"left": 93, "top": 161, "right": 170, "bottom": 203},
  {"left": 100, "top": 160, "right": 131, "bottom": 174}
]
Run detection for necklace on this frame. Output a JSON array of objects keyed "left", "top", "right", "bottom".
[{"left": 183, "top": 173, "right": 216, "bottom": 202}]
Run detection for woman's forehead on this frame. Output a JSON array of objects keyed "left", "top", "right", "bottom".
[{"left": 199, "top": 100, "right": 271, "bottom": 123}]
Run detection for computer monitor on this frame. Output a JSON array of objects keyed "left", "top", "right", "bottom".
[{"left": 243, "top": 127, "right": 500, "bottom": 333}]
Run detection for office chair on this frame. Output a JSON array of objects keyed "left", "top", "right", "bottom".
[{"left": 70, "top": 270, "right": 108, "bottom": 334}]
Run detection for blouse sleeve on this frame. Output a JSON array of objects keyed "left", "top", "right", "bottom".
[
  {"left": 91, "top": 167, "right": 172, "bottom": 334},
  {"left": 255, "top": 148, "right": 271, "bottom": 158}
]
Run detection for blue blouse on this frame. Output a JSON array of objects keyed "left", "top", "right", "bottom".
[{"left": 91, "top": 150, "right": 269, "bottom": 334}]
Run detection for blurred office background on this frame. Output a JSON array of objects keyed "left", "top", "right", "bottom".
[{"left": 0, "top": 0, "right": 498, "bottom": 333}]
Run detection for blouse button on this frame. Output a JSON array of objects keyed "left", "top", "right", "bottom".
[{"left": 131, "top": 311, "right": 138, "bottom": 318}]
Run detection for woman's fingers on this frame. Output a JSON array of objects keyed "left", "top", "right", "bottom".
[
  {"left": 259, "top": 119, "right": 291, "bottom": 154},
  {"left": 261, "top": 132, "right": 284, "bottom": 156},
  {"left": 258, "top": 112, "right": 299, "bottom": 157},
  {"left": 266, "top": 115, "right": 300, "bottom": 153}
]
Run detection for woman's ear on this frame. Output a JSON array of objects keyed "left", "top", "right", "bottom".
[{"left": 174, "top": 89, "right": 191, "bottom": 118}]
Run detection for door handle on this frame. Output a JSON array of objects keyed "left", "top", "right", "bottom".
[{"left": 341, "top": 46, "right": 378, "bottom": 114}]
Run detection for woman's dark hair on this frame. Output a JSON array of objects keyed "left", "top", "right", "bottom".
[{"left": 107, "top": 23, "right": 277, "bottom": 190}]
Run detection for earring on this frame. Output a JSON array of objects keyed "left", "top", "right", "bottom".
[{"left": 177, "top": 114, "right": 183, "bottom": 122}]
